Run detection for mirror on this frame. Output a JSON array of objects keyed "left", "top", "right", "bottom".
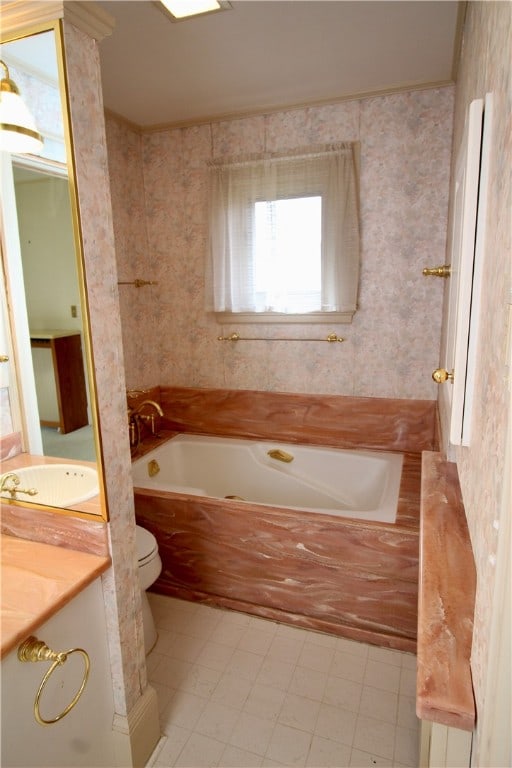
[{"left": 0, "top": 23, "right": 107, "bottom": 519}]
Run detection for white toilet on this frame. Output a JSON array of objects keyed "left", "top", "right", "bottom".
[{"left": 135, "top": 525, "right": 162, "bottom": 655}]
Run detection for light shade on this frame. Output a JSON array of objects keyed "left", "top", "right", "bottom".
[
  {"left": 0, "top": 60, "right": 43, "bottom": 155},
  {"left": 158, "top": 0, "right": 231, "bottom": 21}
]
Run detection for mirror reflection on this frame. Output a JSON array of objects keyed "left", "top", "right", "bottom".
[
  {"left": 12, "top": 162, "right": 95, "bottom": 463},
  {"left": 0, "top": 26, "right": 105, "bottom": 517}
]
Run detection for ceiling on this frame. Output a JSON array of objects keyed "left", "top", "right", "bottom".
[{"left": 96, "top": 1, "right": 461, "bottom": 129}]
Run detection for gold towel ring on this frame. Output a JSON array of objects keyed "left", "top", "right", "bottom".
[{"left": 17, "top": 636, "right": 90, "bottom": 726}]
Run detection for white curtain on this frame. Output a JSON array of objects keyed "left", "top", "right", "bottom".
[{"left": 207, "top": 143, "right": 360, "bottom": 316}]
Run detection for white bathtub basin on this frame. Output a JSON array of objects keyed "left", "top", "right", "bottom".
[
  {"left": 0, "top": 464, "right": 99, "bottom": 507},
  {"left": 132, "top": 434, "right": 404, "bottom": 523}
]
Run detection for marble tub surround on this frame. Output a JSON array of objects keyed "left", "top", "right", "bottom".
[
  {"left": 136, "top": 487, "right": 419, "bottom": 652},
  {"left": 158, "top": 386, "right": 438, "bottom": 454},
  {"left": 1, "top": 534, "right": 110, "bottom": 658},
  {"left": 416, "top": 452, "right": 476, "bottom": 730}
]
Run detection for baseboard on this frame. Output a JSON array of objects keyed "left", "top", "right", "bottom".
[{"left": 112, "top": 685, "right": 160, "bottom": 768}]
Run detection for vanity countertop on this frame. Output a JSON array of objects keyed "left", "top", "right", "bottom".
[
  {"left": 416, "top": 451, "right": 476, "bottom": 731},
  {"left": 1, "top": 534, "right": 110, "bottom": 659}
]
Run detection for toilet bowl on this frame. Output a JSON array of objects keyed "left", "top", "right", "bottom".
[{"left": 135, "top": 525, "right": 162, "bottom": 654}]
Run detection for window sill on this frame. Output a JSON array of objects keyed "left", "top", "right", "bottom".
[{"left": 214, "top": 311, "right": 355, "bottom": 325}]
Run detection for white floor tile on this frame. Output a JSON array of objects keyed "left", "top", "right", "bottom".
[
  {"left": 229, "top": 711, "right": 275, "bottom": 756},
  {"left": 298, "top": 641, "right": 335, "bottom": 673},
  {"left": 334, "top": 637, "right": 369, "bottom": 658},
  {"left": 358, "top": 686, "right": 398, "bottom": 725},
  {"left": 330, "top": 650, "right": 367, "bottom": 684},
  {"left": 161, "top": 690, "right": 207, "bottom": 731},
  {"left": 225, "top": 648, "right": 264, "bottom": 682},
  {"left": 239, "top": 627, "right": 276, "bottom": 655},
  {"left": 349, "top": 746, "right": 393, "bottom": 766},
  {"left": 363, "top": 660, "right": 401, "bottom": 693},
  {"left": 266, "top": 723, "right": 313, "bottom": 766},
  {"left": 169, "top": 632, "right": 207, "bottom": 662},
  {"left": 323, "top": 676, "right": 362, "bottom": 712},
  {"left": 315, "top": 703, "right": 358, "bottom": 746},
  {"left": 278, "top": 692, "right": 321, "bottom": 733},
  {"left": 399, "top": 666, "right": 418, "bottom": 697},
  {"left": 394, "top": 724, "right": 420, "bottom": 767},
  {"left": 173, "top": 731, "right": 225, "bottom": 767},
  {"left": 397, "top": 694, "right": 420, "bottom": 731},
  {"left": 221, "top": 744, "right": 264, "bottom": 767},
  {"left": 145, "top": 595, "right": 419, "bottom": 768},
  {"left": 306, "top": 734, "right": 352, "bottom": 767},
  {"left": 178, "top": 663, "right": 223, "bottom": 698},
  {"left": 194, "top": 699, "right": 240, "bottom": 742},
  {"left": 153, "top": 726, "right": 191, "bottom": 767},
  {"left": 210, "top": 671, "right": 253, "bottom": 709},
  {"left": 368, "top": 645, "right": 404, "bottom": 668},
  {"left": 196, "top": 640, "right": 234, "bottom": 672},
  {"left": 244, "top": 683, "right": 287, "bottom": 722},
  {"left": 352, "top": 715, "right": 396, "bottom": 760},
  {"left": 256, "top": 657, "right": 296, "bottom": 691},
  {"left": 289, "top": 665, "right": 328, "bottom": 702}
]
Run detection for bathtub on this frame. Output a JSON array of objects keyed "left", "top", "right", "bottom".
[{"left": 132, "top": 433, "right": 403, "bottom": 523}]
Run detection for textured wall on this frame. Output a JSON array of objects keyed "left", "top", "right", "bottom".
[
  {"left": 63, "top": 21, "right": 145, "bottom": 716},
  {"left": 443, "top": 1, "right": 511, "bottom": 760},
  {"left": 106, "top": 87, "right": 454, "bottom": 399}
]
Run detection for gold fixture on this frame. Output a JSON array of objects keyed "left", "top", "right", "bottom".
[
  {"left": 0, "top": 354, "right": 9, "bottom": 362},
  {"left": 267, "top": 448, "right": 294, "bottom": 463},
  {"left": 0, "top": 59, "right": 43, "bottom": 154},
  {"left": 128, "top": 400, "right": 164, "bottom": 453},
  {"left": 432, "top": 368, "right": 454, "bottom": 383},
  {"left": 117, "top": 279, "right": 158, "bottom": 288},
  {"left": 148, "top": 459, "right": 160, "bottom": 477},
  {"left": 423, "top": 265, "right": 451, "bottom": 278},
  {"left": 0, "top": 472, "right": 38, "bottom": 499},
  {"left": 17, "top": 636, "right": 90, "bottom": 726},
  {"left": 217, "top": 332, "right": 345, "bottom": 343}
]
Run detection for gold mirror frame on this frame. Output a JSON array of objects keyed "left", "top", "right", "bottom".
[{"left": 0, "top": 20, "right": 108, "bottom": 521}]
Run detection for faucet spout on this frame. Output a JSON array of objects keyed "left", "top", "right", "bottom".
[{"left": 135, "top": 399, "right": 164, "bottom": 417}]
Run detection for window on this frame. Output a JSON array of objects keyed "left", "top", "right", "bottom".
[{"left": 207, "top": 143, "right": 360, "bottom": 323}]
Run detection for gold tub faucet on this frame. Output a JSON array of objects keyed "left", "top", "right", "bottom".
[{"left": 267, "top": 448, "right": 294, "bottom": 463}]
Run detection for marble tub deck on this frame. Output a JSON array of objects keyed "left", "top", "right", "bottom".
[
  {"left": 135, "top": 450, "right": 422, "bottom": 652},
  {"left": 131, "top": 387, "right": 434, "bottom": 652}
]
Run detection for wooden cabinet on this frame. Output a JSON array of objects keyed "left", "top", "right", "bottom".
[{"left": 30, "top": 330, "right": 88, "bottom": 434}]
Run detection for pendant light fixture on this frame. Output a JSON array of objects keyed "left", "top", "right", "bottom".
[{"left": 0, "top": 60, "right": 43, "bottom": 155}]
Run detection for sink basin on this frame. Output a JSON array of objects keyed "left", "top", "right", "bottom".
[{"left": 0, "top": 464, "right": 99, "bottom": 507}]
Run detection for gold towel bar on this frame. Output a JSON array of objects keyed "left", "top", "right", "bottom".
[
  {"left": 117, "top": 279, "right": 158, "bottom": 287},
  {"left": 218, "top": 332, "right": 345, "bottom": 343}
]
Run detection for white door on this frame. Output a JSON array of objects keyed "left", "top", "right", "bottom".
[
  {"left": 437, "top": 96, "right": 491, "bottom": 453},
  {"left": 0, "top": 152, "right": 42, "bottom": 453}
]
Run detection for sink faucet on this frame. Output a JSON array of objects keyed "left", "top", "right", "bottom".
[{"left": 0, "top": 472, "right": 38, "bottom": 499}]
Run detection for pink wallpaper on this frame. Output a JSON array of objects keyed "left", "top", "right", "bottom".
[
  {"left": 63, "top": 22, "right": 145, "bottom": 717},
  {"left": 106, "top": 86, "right": 454, "bottom": 400},
  {"left": 445, "top": 1, "right": 511, "bottom": 761}
]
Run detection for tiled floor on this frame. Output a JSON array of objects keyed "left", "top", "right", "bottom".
[{"left": 146, "top": 594, "right": 420, "bottom": 768}]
